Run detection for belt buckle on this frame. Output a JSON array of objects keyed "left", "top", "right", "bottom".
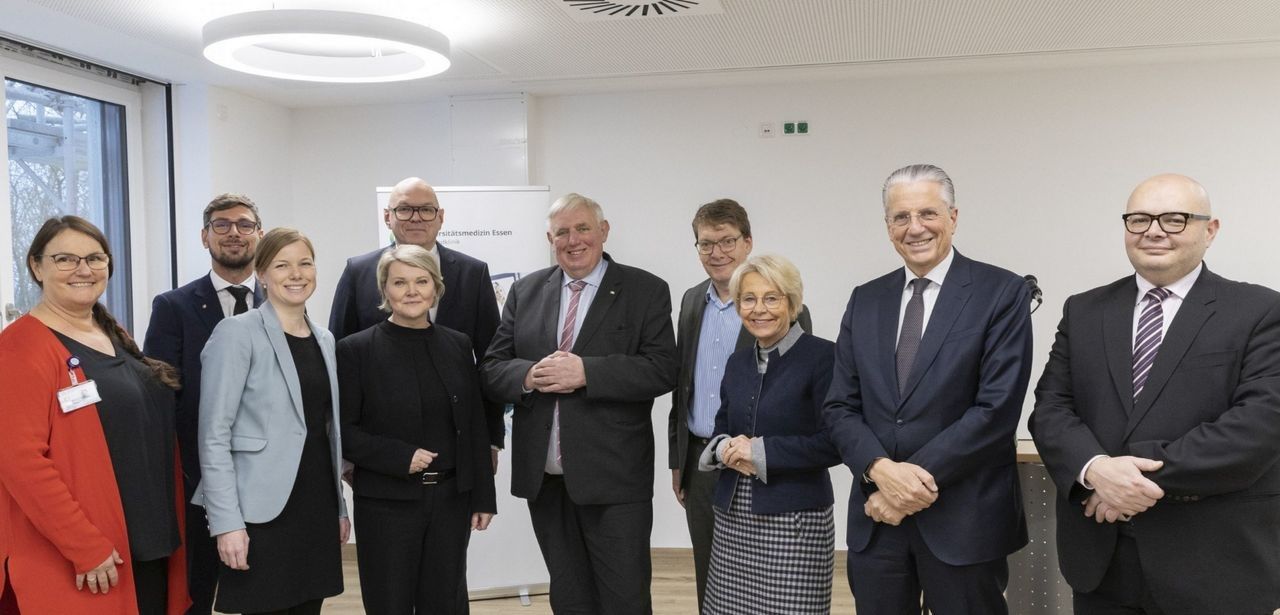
[{"left": 421, "top": 471, "right": 441, "bottom": 485}]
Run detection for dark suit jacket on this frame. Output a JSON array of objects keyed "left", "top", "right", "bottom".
[
  {"left": 713, "top": 333, "right": 839, "bottom": 514},
  {"left": 824, "top": 250, "right": 1033, "bottom": 566},
  {"left": 481, "top": 255, "right": 677, "bottom": 505},
  {"left": 1029, "top": 266, "right": 1280, "bottom": 613},
  {"left": 329, "top": 244, "right": 504, "bottom": 447},
  {"left": 336, "top": 322, "right": 497, "bottom": 513},
  {"left": 667, "top": 278, "right": 812, "bottom": 488},
  {"left": 143, "top": 274, "right": 263, "bottom": 489}
]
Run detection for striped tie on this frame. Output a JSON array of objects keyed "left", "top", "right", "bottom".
[
  {"left": 1132, "top": 287, "right": 1171, "bottom": 399},
  {"left": 552, "top": 280, "right": 588, "bottom": 469}
]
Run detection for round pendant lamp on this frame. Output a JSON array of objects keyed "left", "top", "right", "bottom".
[{"left": 203, "top": 9, "right": 451, "bottom": 83}]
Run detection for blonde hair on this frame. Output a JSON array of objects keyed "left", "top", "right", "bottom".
[
  {"left": 254, "top": 227, "right": 314, "bottom": 274},
  {"left": 729, "top": 254, "right": 804, "bottom": 321},
  {"left": 376, "top": 244, "right": 445, "bottom": 312}
]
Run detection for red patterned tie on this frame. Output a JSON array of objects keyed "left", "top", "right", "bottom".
[
  {"left": 1132, "top": 287, "right": 1171, "bottom": 398},
  {"left": 553, "top": 280, "right": 587, "bottom": 466}
]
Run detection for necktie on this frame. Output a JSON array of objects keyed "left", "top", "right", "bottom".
[
  {"left": 550, "top": 280, "right": 588, "bottom": 470},
  {"left": 1132, "top": 287, "right": 1171, "bottom": 399},
  {"left": 896, "top": 278, "right": 928, "bottom": 396},
  {"left": 227, "top": 285, "right": 251, "bottom": 315}
]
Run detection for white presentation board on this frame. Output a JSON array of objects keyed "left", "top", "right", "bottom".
[{"left": 373, "top": 185, "right": 553, "bottom": 597}]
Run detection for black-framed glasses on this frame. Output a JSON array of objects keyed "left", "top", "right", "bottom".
[
  {"left": 207, "top": 219, "right": 261, "bottom": 235},
  {"left": 41, "top": 253, "right": 110, "bottom": 271},
  {"left": 739, "top": 294, "right": 784, "bottom": 310},
  {"left": 1121, "top": 212, "right": 1211, "bottom": 234},
  {"left": 885, "top": 208, "right": 947, "bottom": 227},
  {"left": 391, "top": 205, "right": 440, "bottom": 221},
  {"left": 695, "top": 235, "right": 742, "bottom": 255}
]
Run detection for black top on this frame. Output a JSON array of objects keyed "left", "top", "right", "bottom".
[
  {"left": 392, "top": 321, "right": 458, "bottom": 470},
  {"left": 55, "top": 331, "right": 180, "bottom": 561},
  {"left": 337, "top": 320, "right": 496, "bottom": 511},
  {"left": 285, "top": 332, "right": 333, "bottom": 437}
]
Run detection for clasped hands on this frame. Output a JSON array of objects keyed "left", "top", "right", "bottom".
[
  {"left": 523, "top": 351, "right": 586, "bottom": 394},
  {"left": 1082, "top": 455, "right": 1164, "bottom": 524},
  {"left": 864, "top": 459, "right": 938, "bottom": 526},
  {"left": 720, "top": 435, "right": 757, "bottom": 476}
]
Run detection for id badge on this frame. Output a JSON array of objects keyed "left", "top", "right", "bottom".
[{"left": 58, "top": 380, "right": 101, "bottom": 413}]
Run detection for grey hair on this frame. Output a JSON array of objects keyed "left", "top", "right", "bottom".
[
  {"left": 376, "top": 244, "right": 445, "bottom": 312},
  {"left": 728, "top": 254, "right": 804, "bottom": 322},
  {"left": 547, "top": 192, "right": 605, "bottom": 228},
  {"left": 882, "top": 164, "right": 955, "bottom": 210}
]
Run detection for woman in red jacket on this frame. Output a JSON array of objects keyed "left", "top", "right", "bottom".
[{"left": 0, "top": 216, "right": 189, "bottom": 614}]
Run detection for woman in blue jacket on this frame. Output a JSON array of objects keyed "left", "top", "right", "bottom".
[{"left": 699, "top": 254, "right": 840, "bottom": 615}]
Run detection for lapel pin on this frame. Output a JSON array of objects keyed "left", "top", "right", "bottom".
[
  {"left": 201, "top": 304, "right": 207, "bottom": 309},
  {"left": 610, "top": 290, "right": 616, "bottom": 295}
]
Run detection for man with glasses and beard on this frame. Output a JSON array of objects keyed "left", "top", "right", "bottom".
[
  {"left": 143, "top": 193, "right": 264, "bottom": 614},
  {"left": 330, "top": 177, "right": 505, "bottom": 463}
]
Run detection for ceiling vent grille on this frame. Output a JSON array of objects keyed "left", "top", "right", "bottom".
[{"left": 557, "top": 0, "right": 724, "bottom": 22}]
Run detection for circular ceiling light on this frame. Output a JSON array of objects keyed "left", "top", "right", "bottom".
[{"left": 203, "top": 9, "right": 451, "bottom": 83}]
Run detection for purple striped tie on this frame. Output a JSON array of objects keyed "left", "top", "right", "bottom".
[
  {"left": 553, "top": 280, "right": 587, "bottom": 467},
  {"left": 1132, "top": 287, "right": 1171, "bottom": 398}
]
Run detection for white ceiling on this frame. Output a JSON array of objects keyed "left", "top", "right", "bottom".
[{"left": 3, "top": 0, "right": 1280, "bottom": 108}]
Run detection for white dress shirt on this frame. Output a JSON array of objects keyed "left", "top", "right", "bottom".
[
  {"left": 895, "top": 248, "right": 956, "bottom": 342},
  {"left": 209, "top": 270, "right": 258, "bottom": 318}
]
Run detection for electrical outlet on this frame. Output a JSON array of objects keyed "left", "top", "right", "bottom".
[{"left": 759, "top": 122, "right": 776, "bottom": 138}]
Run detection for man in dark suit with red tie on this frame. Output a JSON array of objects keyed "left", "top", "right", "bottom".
[
  {"left": 143, "top": 193, "right": 264, "bottom": 614},
  {"left": 482, "top": 193, "right": 676, "bottom": 615},
  {"left": 1030, "top": 174, "right": 1280, "bottom": 614},
  {"left": 824, "top": 164, "right": 1033, "bottom": 614}
]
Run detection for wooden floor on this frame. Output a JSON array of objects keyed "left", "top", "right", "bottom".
[{"left": 323, "top": 546, "right": 855, "bottom": 614}]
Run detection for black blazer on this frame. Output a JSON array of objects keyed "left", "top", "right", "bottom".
[
  {"left": 142, "top": 274, "right": 262, "bottom": 488},
  {"left": 329, "top": 244, "right": 504, "bottom": 447},
  {"left": 1030, "top": 266, "right": 1280, "bottom": 613},
  {"left": 337, "top": 321, "right": 497, "bottom": 514},
  {"left": 667, "top": 278, "right": 812, "bottom": 486},
  {"left": 481, "top": 255, "right": 677, "bottom": 505},
  {"left": 824, "top": 250, "right": 1033, "bottom": 567},
  {"left": 712, "top": 333, "right": 839, "bottom": 514}
]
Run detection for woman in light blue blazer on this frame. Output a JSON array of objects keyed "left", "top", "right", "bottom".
[{"left": 194, "top": 227, "right": 348, "bottom": 615}]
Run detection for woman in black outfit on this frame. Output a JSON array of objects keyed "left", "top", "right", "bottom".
[
  {"left": 338, "top": 244, "right": 496, "bottom": 614},
  {"left": 195, "top": 228, "right": 348, "bottom": 615}
]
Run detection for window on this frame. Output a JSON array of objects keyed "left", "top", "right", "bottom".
[{"left": 6, "top": 78, "right": 132, "bottom": 324}]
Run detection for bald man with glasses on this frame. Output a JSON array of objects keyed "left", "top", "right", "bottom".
[
  {"left": 330, "top": 177, "right": 505, "bottom": 459},
  {"left": 1031, "top": 174, "right": 1280, "bottom": 614}
]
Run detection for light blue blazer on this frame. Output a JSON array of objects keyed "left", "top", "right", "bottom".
[{"left": 192, "top": 301, "right": 347, "bottom": 536}]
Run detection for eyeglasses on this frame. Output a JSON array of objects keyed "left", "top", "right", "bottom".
[
  {"left": 695, "top": 235, "right": 743, "bottom": 255},
  {"left": 739, "top": 294, "right": 784, "bottom": 310},
  {"left": 885, "top": 209, "right": 947, "bottom": 228},
  {"left": 391, "top": 205, "right": 440, "bottom": 221},
  {"left": 40, "top": 253, "right": 110, "bottom": 271},
  {"left": 207, "top": 219, "right": 261, "bottom": 235},
  {"left": 1121, "top": 212, "right": 1211, "bottom": 234}
]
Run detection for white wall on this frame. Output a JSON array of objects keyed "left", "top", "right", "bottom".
[
  {"left": 289, "top": 100, "right": 454, "bottom": 326},
  {"left": 170, "top": 84, "right": 294, "bottom": 284},
  {"left": 162, "top": 52, "right": 1280, "bottom": 550}
]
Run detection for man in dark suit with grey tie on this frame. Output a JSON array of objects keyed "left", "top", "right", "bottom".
[
  {"left": 482, "top": 193, "right": 677, "bottom": 615},
  {"left": 143, "top": 193, "right": 264, "bottom": 614},
  {"left": 667, "top": 198, "right": 812, "bottom": 610},
  {"left": 1030, "top": 174, "right": 1280, "bottom": 614},
  {"left": 824, "top": 164, "right": 1033, "bottom": 614},
  {"left": 329, "top": 177, "right": 505, "bottom": 457}
]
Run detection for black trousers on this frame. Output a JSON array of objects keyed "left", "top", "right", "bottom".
[
  {"left": 184, "top": 500, "right": 220, "bottom": 614},
  {"left": 681, "top": 437, "right": 718, "bottom": 613},
  {"left": 245, "top": 598, "right": 323, "bottom": 615},
  {"left": 1073, "top": 535, "right": 1166, "bottom": 615},
  {"left": 528, "top": 474, "right": 653, "bottom": 615},
  {"left": 134, "top": 556, "right": 169, "bottom": 615},
  {"left": 353, "top": 481, "right": 473, "bottom": 615},
  {"left": 846, "top": 517, "right": 1009, "bottom": 615}
]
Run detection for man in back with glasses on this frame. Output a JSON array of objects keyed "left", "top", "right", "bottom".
[
  {"left": 144, "top": 193, "right": 265, "bottom": 614},
  {"left": 330, "top": 177, "right": 505, "bottom": 461},
  {"left": 1030, "top": 174, "right": 1280, "bottom": 614}
]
